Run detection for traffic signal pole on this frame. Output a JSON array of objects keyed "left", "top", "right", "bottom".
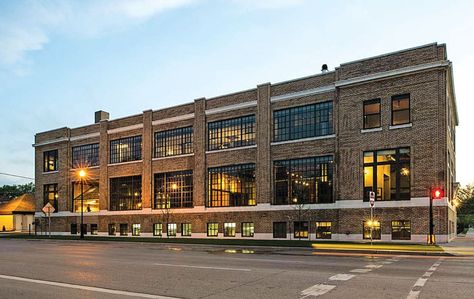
[{"left": 429, "top": 188, "right": 434, "bottom": 244}]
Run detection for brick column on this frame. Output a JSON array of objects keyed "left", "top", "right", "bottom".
[
  {"left": 193, "top": 98, "right": 206, "bottom": 207},
  {"left": 256, "top": 83, "right": 272, "bottom": 204},
  {"left": 99, "top": 120, "right": 109, "bottom": 211},
  {"left": 142, "top": 110, "right": 153, "bottom": 209}
]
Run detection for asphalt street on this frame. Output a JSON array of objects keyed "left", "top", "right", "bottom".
[{"left": 0, "top": 239, "right": 473, "bottom": 299}]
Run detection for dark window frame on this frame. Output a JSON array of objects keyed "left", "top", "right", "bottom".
[
  {"left": 72, "top": 143, "right": 99, "bottom": 168},
  {"left": 109, "top": 175, "right": 142, "bottom": 211},
  {"left": 109, "top": 135, "right": 142, "bottom": 164},
  {"left": 90, "top": 224, "right": 98, "bottom": 235},
  {"left": 119, "top": 223, "right": 128, "bottom": 236},
  {"left": 43, "top": 150, "right": 58, "bottom": 172},
  {"left": 363, "top": 98, "right": 381, "bottom": 129},
  {"left": 43, "top": 183, "right": 58, "bottom": 212},
  {"left": 154, "top": 126, "right": 193, "bottom": 158},
  {"left": 391, "top": 94, "right": 411, "bottom": 126},
  {"left": 363, "top": 221, "right": 381, "bottom": 240},
  {"left": 167, "top": 223, "right": 177, "bottom": 237},
  {"left": 273, "top": 222, "right": 287, "bottom": 238},
  {"left": 108, "top": 223, "right": 116, "bottom": 235},
  {"left": 207, "top": 222, "right": 219, "bottom": 237},
  {"left": 224, "top": 222, "right": 236, "bottom": 237},
  {"left": 294, "top": 221, "right": 309, "bottom": 239},
  {"left": 315, "top": 221, "right": 332, "bottom": 239},
  {"left": 241, "top": 222, "right": 254, "bottom": 237},
  {"left": 391, "top": 220, "right": 411, "bottom": 240},
  {"left": 132, "top": 223, "right": 141, "bottom": 236},
  {"left": 153, "top": 223, "right": 163, "bottom": 237},
  {"left": 207, "top": 115, "right": 256, "bottom": 151},
  {"left": 181, "top": 223, "right": 192, "bottom": 236},
  {"left": 154, "top": 170, "right": 193, "bottom": 209}
]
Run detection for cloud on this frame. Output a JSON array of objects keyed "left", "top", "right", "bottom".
[
  {"left": 0, "top": 0, "right": 195, "bottom": 72},
  {"left": 230, "top": 0, "right": 306, "bottom": 10}
]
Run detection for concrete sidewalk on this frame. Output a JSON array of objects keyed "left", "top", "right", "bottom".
[{"left": 441, "top": 234, "right": 474, "bottom": 256}]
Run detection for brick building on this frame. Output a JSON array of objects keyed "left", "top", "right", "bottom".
[{"left": 34, "top": 43, "right": 458, "bottom": 243}]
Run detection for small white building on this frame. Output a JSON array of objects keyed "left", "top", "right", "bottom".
[{"left": 0, "top": 194, "right": 35, "bottom": 232}]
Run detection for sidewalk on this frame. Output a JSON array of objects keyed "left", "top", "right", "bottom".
[{"left": 441, "top": 231, "right": 474, "bottom": 256}]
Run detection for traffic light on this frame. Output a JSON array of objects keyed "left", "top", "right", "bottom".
[{"left": 431, "top": 188, "right": 443, "bottom": 199}]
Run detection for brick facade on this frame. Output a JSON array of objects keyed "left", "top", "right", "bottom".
[{"left": 34, "top": 43, "right": 458, "bottom": 243}]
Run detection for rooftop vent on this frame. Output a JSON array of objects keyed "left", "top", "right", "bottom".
[
  {"left": 95, "top": 110, "right": 109, "bottom": 123},
  {"left": 321, "top": 64, "right": 328, "bottom": 73}
]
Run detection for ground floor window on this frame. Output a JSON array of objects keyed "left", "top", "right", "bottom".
[
  {"left": 108, "top": 223, "right": 116, "bottom": 236},
  {"left": 391, "top": 220, "right": 411, "bottom": 240},
  {"left": 132, "top": 224, "right": 141, "bottom": 236},
  {"left": 241, "top": 222, "right": 254, "bottom": 237},
  {"left": 182, "top": 223, "right": 192, "bottom": 236},
  {"left": 153, "top": 223, "right": 163, "bottom": 236},
  {"left": 71, "top": 223, "right": 77, "bottom": 234},
  {"left": 363, "top": 220, "right": 381, "bottom": 240},
  {"left": 167, "top": 223, "right": 177, "bottom": 237},
  {"left": 208, "top": 222, "right": 219, "bottom": 237},
  {"left": 316, "top": 221, "right": 332, "bottom": 239},
  {"left": 91, "top": 224, "right": 98, "bottom": 235},
  {"left": 273, "top": 222, "right": 287, "bottom": 238},
  {"left": 294, "top": 221, "right": 309, "bottom": 239},
  {"left": 120, "top": 223, "right": 128, "bottom": 236},
  {"left": 81, "top": 224, "right": 87, "bottom": 235},
  {"left": 224, "top": 223, "right": 236, "bottom": 237}
]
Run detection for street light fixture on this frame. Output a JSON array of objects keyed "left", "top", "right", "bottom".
[{"left": 78, "top": 169, "right": 87, "bottom": 239}]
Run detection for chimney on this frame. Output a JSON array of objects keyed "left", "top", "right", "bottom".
[
  {"left": 321, "top": 64, "right": 328, "bottom": 73},
  {"left": 95, "top": 110, "right": 109, "bottom": 123}
]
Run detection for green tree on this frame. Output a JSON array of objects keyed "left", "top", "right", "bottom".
[
  {"left": 0, "top": 183, "right": 35, "bottom": 201},
  {"left": 457, "top": 184, "right": 474, "bottom": 215}
]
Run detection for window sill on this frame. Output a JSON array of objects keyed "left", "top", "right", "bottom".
[
  {"left": 389, "top": 123, "right": 412, "bottom": 130},
  {"left": 206, "top": 145, "right": 257, "bottom": 154},
  {"left": 152, "top": 153, "right": 194, "bottom": 160},
  {"left": 271, "top": 134, "right": 336, "bottom": 146},
  {"left": 361, "top": 127, "right": 382, "bottom": 133},
  {"left": 42, "top": 170, "right": 59, "bottom": 175},
  {"left": 69, "top": 166, "right": 100, "bottom": 171},
  {"left": 107, "top": 160, "right": 143, "bottom": 166}
]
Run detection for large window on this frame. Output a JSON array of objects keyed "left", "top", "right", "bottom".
[
  {"left": 241, "top": 222, "right": 254, "bottom": 237},
  {"left": 72, "top": 143, "right": 99, "bottom": 168},
  {"left": 110, "top": 136, "right": 142, "bottom": 164},
  {"left": 43, "top": 184, "right": 58, "bottom": 212},
  {"left": 208, "top": 115, "right": 256, "bottom": 151},
  {"left": 363, "top": 148, "right": 410, "bottom": 201},
  {"left": 109, "top": 176, "right": 142, "bottom": 211},
  {"left": 363, "top": 99, "right": 381, "bottom": 129},
  {"left": 391, "top": 94, "right": 410, "bottom": 125},
  {"left": 207, "top": 223, "right": 219, "bottom": 237},
  {"left": 363, "top": 221, "right": 381, "bottom": 240},
  {"left": 208, "top": 164, "right": 256, "bottom": 207},
  {"left": 391, "top": 220, "right": 411, "bottom": 240},
  {"left": 273, "top": 101, "right": 333, "bottom": 142},
  {"left": 154, "top": 170, "right": 193, "bottom": 209},
  {"left": 274, "top": 156, "right": 333, "bottom": 205},
  {"left": 315, "top": 221, "right": 332, "bottom": 239},
  {"left": 43, "top": 150, "right": 58, "bottom": 172},
  {"left": 273, "top": 222, "right": 287, "bottom": 238},
  {"left": 154, "top": 127, "right": 193, "bottom": 158},
  {"left": 72, "top": 181, "right": 99, "bottom": 213},
  {"left": 224, "top": 223, "right": 236, "bottom": 237},
  {"left": 294, "top": 221, "right": 309, "bottom": 239}
]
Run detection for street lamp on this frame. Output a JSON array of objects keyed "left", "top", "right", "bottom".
[{"left": 78, "top": 169, "right": 87, "bottom": 239}]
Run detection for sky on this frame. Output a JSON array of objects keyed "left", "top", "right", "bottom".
[{"left": 0, "top": 0, "right": 473, "bottom": 187}]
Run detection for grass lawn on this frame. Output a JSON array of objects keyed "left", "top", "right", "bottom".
[{"left": 2, "top": 234, "right": 443, "bottom": 252}]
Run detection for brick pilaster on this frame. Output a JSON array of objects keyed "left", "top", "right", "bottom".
[
  {"left": 257, "top": 83, "right": 271, "bottom": 204},
  {"left": 193, "top": 98, "right": 206, "bottom": 207},
  {"left": 142, "top": 110, "right": 153, "bottom": 209}
]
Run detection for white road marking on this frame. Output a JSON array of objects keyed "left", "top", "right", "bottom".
[
  {"left": 0, "top": 274, "right": 176, "bottom": 299},
  {"left": 428, "top": 266, "right": 437, "bottom": 271},
  {"left": 422, "top": 271, "right": 433, "bottom": 278},
  {"left": 328, "top": 274, "right": 355, "bottom": 281},
  {"left": 300, "top": 284, "right": 336, "bottom": 298},
  {"left": 406, "top": 290, "right": 421, "bottom": 299},
  {"left": 405, "top": 258, "right": 444, "bottom": 299},
  {"left": 414, "top": 278, "right": 427, "bottom": 287},
  {"left": 154, "top": 263, "right": 251, "bottom": 272},
  {"left": 350, "top": 268, "right": 372, "bottom": 273},
  {"left": 365, "top": 264, "right": 383, "bottom": 269},
  {"left": 381, "top": 261, "right": 393, "bottom": 264}
]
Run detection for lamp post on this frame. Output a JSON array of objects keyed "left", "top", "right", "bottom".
[{"left": 78, "top": 169, "right": 86, "bottom": 239}]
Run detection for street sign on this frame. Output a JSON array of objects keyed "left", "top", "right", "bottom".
[
  {"left": 42, "top": 202, "right": 55, "bottom": 214},
  {"left": 369, "top": 191, "right": 375, "bottom": 207}
]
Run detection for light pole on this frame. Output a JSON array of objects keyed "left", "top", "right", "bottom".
[{"left": 78, "top": 169, "right": 86, "bottom": 239}]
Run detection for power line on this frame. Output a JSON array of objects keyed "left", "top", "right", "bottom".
[{"left": 0, "top": 172, "right": 35, "bottom": 181}]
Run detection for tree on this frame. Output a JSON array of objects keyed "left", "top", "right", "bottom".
[
  {"left": 0, "top": 183, "right": 35, "bottom": 201},
  {"left": 457, "top": 184, "right": 474, "bottom": 215}
]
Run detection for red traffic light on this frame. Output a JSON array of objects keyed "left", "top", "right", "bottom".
[{"left": 432, "top": 188, "right": 443, "bottom": 199}]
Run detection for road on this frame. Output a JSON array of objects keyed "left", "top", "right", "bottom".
[{"left": 0, "top": 239, "right": 473, "bottom": 299}]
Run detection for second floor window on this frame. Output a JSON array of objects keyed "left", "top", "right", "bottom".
[
  {"left": 208, "top": 115, "right": 256, "bottom": 151},
  {"left": 109, "top": 175, "right": 142, "bottom": 211},
  {"left": 363, "top": 99, "right": 381, "bottom": 129},
  {"left": 207, "top": 163, "right": 256, "bottom": 207},
  {"left": 72, "top": 143, "right": 99, "bottom": 168},
  {"left": 43, "top": 150, "right": 58, "bottom": 172},
  {"left": 273, "top": 101, "right": 333, "bottom": 142},
  {"left": 154, "top": 170, "right": 193, "bottom": 209},
  {"left": 43, "top": 184, "right": 58, "bottom": 212},
  {"left": 391, "top": 94, "right": 410, "bottom": 125},
  {"left": 110, "top": 136, "right": 142, "bottom": 164},
  {"left": 154, "top": 127, "right": 193, "bottom": 158}
]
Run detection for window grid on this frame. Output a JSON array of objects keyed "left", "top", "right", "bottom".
[
  {"left": 181, "top": 223, "right": 192, "bottom": 236},
  {"left": 273, "top": 222, "right": 287, "bottom": 238},
  {"left": 207, "top": 223, "right": 219, "bottom": 237},
  {"left": 167, "top": 223, "right": 177, "bottom": 237},
  {"left": 363, "top": 99, "right": 381, "bottom": 129},
  {"left": 108, "top": 224, "right": 116, "bottom": 235},
  {"left": 72, "top": 143, "right": 99, "bottom": 168},
  {"left": 154, "top": 170, "right": 193, "bottom": 209},
  {"left": 391, "top": 220, "right": 411, "bottom": 240},
  {"left": 315, "top": 221, "right": 332, "bottom": 239},
  {"left": 224, "top": 223, "right": 236, "bottom": 237},
  {"left": 208, "top": 115, "right": 256, "bottom": 151},
  {"left": 154, "top": 127, "right": 193, "bottom": 158},
  {"left": 391, "top": 94, "right": 410, "bottom": 125},
  {"left": 207, "top": 163, "right": 256, "bottom": 207},
  {"left": 294, "top": 221, "right": 309, "bottom": 239},
  {"left": 43, "top": 184, "right": 58, "bottom": 212},
  {"left": 273, "top": 101, "right": 333, "bottom": 142},
  {"left": 153, "top": 223, "right": 163, "bottom": 236},
  {"left": 241, "top": 222, "right": 255, "bottom": 237},
  {"left": 43, "top": 150, "right": 58, "bottom": 172},
  {"left": 274, "top": 156, "right": 334, "bottom": 205},
  {"left": 109, "top": 176, "right": 142, "bottom": 211},
  {"left": 110, "top": 135, "right": 142, "bottom": 164},
  {"left": 132, "top": 224, "right": 140, "bottom": 236},
  {"left": 363, "top": 221, "right": 381, "bottom": 240}
]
